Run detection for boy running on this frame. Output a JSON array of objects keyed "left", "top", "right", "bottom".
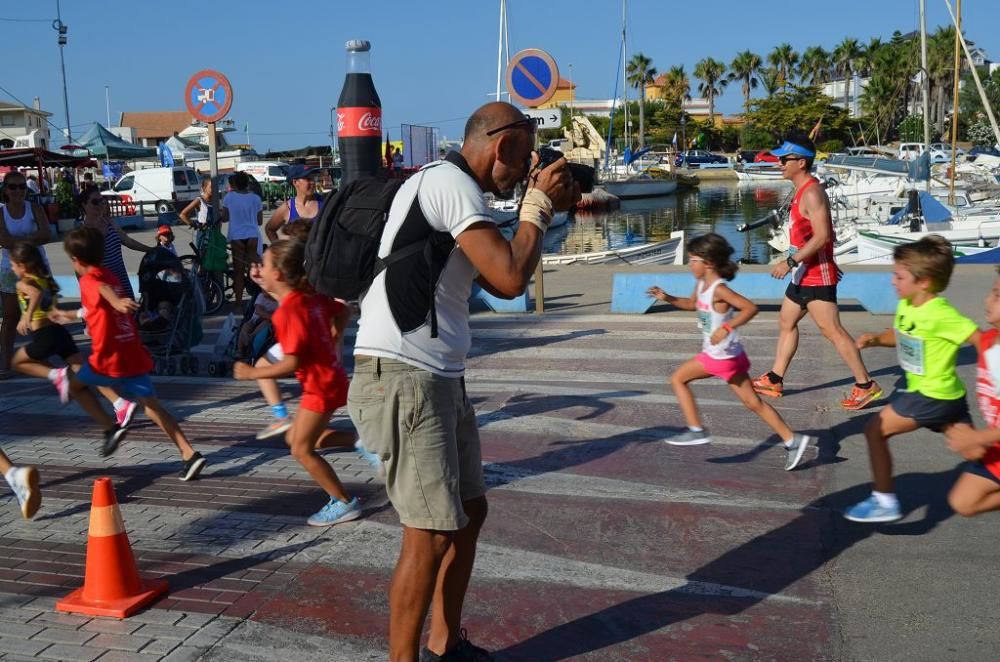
[
  {"left": 845, "top": 235, "right": 978, "bottom": 523},
  {"left": 51, "top": 228, "right": 206, "bottom": 479}
]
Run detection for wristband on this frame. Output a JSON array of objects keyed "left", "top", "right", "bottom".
[
  {"left": 722, "top": 322, "right": 733, "bottom": 334},
  {"left": 519, "top": 188, "right": 554, "bottom": 233}
]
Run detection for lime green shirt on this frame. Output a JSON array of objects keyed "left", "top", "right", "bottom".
[{"left": 894, "top": 296, "right": 977, "bottom": 400}]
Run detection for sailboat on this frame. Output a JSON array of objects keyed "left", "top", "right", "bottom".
[{"left": 599, "top": 0, "right": 677, "bottom": 200}]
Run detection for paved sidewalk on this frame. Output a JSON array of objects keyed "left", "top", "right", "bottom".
[{"left": 0, "top": 263, "right": 997, "bottom": 660}]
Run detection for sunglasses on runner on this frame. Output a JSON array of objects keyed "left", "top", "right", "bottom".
[{"left": 779, "top": 155, "right": 805, "bottom": 164}]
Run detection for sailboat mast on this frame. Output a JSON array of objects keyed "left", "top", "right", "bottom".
[
  {"left": 949, "top": 0, "right": 962, "bottom": 204},
  {"left": 496, "top": 0, "right": 505, "bottom": 102},
  {"left": 919, "top": 0, "right": 931, "bottom": 154},
  {"left": 622, "top": 0, "right": 629, "bottom": 149}
]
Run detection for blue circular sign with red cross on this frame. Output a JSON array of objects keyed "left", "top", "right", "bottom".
[
  {"left": 506, "top": 49, "right": 559, "bottom": 108},
  {"left": 184, "top": 70, "right": 233, "bottom": 123}
]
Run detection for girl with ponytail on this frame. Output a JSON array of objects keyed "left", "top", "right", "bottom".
[
  {"left": 233, "top": 239, "right": 364, "bottom": 527},
  {"left": 647, "top": 233, "right": 815, "bottom": 470}
]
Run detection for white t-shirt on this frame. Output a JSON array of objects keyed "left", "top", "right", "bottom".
[
  {"left": 353, "top": 156, "right": 492, "bottom": 377},
  {"left": 222, "top": 191, "right": 262, "bottom": 241}
]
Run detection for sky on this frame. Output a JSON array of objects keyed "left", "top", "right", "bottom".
[{"left": 1, "top": 0, "right": 997, "bottom": 152}]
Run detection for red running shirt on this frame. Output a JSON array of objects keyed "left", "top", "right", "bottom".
[
  {"left": 975, "top": 328, "right": 1000, "bottom": 480},
  {"left": 80, "top": 267, "right": 153, "bottom": 377},
  {"left": 271, "top": 290, "right": 348, "bottom": 413},
  {"left": 789, "top": 177, "right": 840, "bottom": 286}
]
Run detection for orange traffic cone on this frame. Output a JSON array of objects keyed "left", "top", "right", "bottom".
[{"left": 56, "top": 477, "right": 168, "bottom": 618}]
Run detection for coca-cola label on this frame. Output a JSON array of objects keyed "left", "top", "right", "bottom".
[{"left": 337, "top": 106, "right": 382, "bottom": 137}]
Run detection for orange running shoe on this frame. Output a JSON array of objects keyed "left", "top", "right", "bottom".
[
  {"left": 752, "top": 372, "right": 783, "bottom": 398},
  {"left": 841, "top": 380, "right": 884, "bottom": 410}
]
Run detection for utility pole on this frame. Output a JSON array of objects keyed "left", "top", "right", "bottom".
[
  {"left": 53, "top": 0, "right": 72, "bottom": 142},
  {"left": 105, "top": 85, "right": 111, "bottom": 127}
]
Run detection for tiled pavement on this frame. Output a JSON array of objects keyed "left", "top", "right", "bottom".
[{"left": 0, "top": 308, "right": 985, "bottom": 660}]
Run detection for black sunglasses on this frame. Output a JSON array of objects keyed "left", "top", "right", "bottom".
[
  {"left": 485, "top": 117, "right": 539, "bottom": 137},
  {"left": 779, "top": 155, "right": 805, "bottom": 164}
]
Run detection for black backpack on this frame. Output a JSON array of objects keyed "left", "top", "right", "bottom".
[{"left": 304, "top": 166, "right": 450, "bottom": 336}]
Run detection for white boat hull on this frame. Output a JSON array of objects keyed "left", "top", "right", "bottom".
[
  {"left": 844, "top": 231, "right": 993, "bottom": 265},
  {"left": 542, "top": 230, "right": 685, "bottom": 266},
  {"left": 601, "top": 179, "right": 678, "bottom": 199}
]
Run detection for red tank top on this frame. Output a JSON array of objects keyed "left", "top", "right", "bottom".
[{"left": 789, "top": 178, "right": 839, "bottom": 286}]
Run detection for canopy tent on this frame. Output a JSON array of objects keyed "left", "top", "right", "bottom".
[
  {"left": 0, "top": 148, "right": 95, "bottom": 168},
  {"left": 163, "top": 135, "right": 207, "bottom": 163},
  {"left": 75, "top": 123, "right": 156, "bottom": 160}
]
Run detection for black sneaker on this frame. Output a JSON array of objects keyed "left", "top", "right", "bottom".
[
  {"left": 180, "top": 452, "right": 206, "bottom": 481},
  {"left": 420, "top": 630, "right": 493, "bottom": 662},
  {"left": 101, "top": 425, "right": 128, "bottom": 457}
]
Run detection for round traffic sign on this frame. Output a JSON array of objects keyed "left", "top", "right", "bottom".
[
  {"left": 506, "top": 49, "right": 560, "bottom": 108},
  {"left": 184, "top": 70, "right": 233, "bottom": 124}
]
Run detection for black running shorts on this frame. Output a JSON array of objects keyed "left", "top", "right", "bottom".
[
  {"left": 890, "top": 390, "right": 972, "bottom": 432},
  {"left": 24, "top": 324, "right": 79, "bottom": 362},
  {"left": 785, "top": 282, "right": 837, "bottom": 309}
]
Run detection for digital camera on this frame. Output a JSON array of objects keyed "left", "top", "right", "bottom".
[{"left": 536, "top": 147, "right": 595, "bottom": 193}]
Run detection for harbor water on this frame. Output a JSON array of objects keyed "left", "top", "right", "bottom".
[{"left": 545, "top": 181, "right": 794, "bottom": 264}]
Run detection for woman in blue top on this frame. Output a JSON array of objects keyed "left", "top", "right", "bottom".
[{"left": 264, "top": 165, "right": 323, "bottom": 243}]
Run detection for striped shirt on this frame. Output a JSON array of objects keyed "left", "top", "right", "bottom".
[{"left": 102, "top": 226, "right": 134, "bottom": 300}]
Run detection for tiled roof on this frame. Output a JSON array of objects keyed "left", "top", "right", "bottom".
[
  {"left": 556, "top": 78, "right": 576, "bottom": 90},
  {"left": 119, "top": 111, "right": 193, "bottom": 139}
]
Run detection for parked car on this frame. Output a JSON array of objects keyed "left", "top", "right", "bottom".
[
  {"left": 235, "top": 161, "right": 291, "bottom": 183},
  {"left": 930, "top": 142, "right": 967, "bottom": 160},
  {"left": 102, "top": 166, "right": 200, "bottom": 214},
  {"left": 754, "top": 150, "right": 779, "bottom": 163},
  {"left": 675, "top": 149, "right": 728, "bottom": 167},
  {"left": 898, "top": 142, "right": 954, "bottom": 164}
]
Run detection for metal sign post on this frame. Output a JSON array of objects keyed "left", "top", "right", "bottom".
[
  {"left": 185, "top": 69, "right": 233, "bottom": 240},
  {"left": 505, "top": 49, "right": 560, "bottom": 315}
]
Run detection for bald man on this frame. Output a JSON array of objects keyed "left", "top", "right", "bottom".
[{"left": 348, "top": 102, "right": 579, "bottom": 662}]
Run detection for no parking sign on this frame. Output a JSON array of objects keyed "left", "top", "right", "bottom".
[
  {"left": 505, "top": 49, "right": 560, "bottom": 108},
  {"left": 184, "top": 70, "right": 233, "bottom": 123}
]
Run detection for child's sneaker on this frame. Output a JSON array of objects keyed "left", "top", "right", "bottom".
[
  {"left": 101, "top": 425, "right": 128, "bottom": 457},
  {"left": 784, "top": 433, "right": 815, "bottom": 471},
  {"left": 116, "top": 400, "right": 138, "bottom": 428},
  {"left": 52, "top": 367, "right": 70, "bottom": 404},
  {"left": 180, "top": 452, "right": 206, "bottom": 481},
  {"left": 307, "top": 496, "right": 362, "bottom": 527},
  {"left": 665, "top": 428, "right": 712, "bottom": 446},
  {"left": 752, "top": 372, "right": 783, "bottom": 398},
  {"left": 354, "top": 440, "right": 385, "bottom": 478},
  {"left": 256, "top": 419, "right": 291, "bottom": 440},
  {"left": 5, "top": 466, "right": 41, "bottom": 519},
  {"left": 841, "top": 381, "right": 883, "bottom": 410},
  {"left": 843, "top": 495, "right": 902, "bottom": 523}
]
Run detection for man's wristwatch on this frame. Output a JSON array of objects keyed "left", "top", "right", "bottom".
[{"left": 785, "top": 256, "right": 798, "bottom": 269}]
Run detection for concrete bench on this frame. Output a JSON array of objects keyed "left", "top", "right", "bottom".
[{"left": 611, "top": 271, "right": 897, "bottom": 314}]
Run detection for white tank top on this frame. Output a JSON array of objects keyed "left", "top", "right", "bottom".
[
  {"left": 1, "top": 203, "right": 48, "bottom": 270},
  {"left": 696, "top": 278, "right": 743, "bottom": 359}
]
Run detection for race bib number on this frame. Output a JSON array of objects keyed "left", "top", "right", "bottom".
[
  {"left": 697, "top": 309, "right": 712, "bottom": 334},
  {"left": 895, "top": 330, "right": 925, "bottom": 375}
]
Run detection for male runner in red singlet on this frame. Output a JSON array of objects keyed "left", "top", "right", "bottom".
[{"left": 752, "top": 136, "right": 883, "bottom": 410}]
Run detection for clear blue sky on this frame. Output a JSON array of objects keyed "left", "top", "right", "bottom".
[{"left": 2, "top": 1, "right": 996, "bottom": 151}]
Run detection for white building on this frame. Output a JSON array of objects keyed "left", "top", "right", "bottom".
[{"left": 0, "top": 98, "right": 52, "bottom": 150}]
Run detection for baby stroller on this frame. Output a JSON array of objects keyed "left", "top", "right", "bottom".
[
  {"left": 137, "top": 246, "right": 205, "bottom": 375},
  {"left": 208, "top": 283, "right": 274, "bottom": 377}
]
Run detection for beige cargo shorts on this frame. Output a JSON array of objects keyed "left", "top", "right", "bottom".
[{"left": 347, "top": 356, "right": 485, "bottom": 531}]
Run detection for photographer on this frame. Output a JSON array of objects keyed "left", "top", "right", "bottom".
[{"left": 347, "top": 101, "right": 578, "bottom": 662}]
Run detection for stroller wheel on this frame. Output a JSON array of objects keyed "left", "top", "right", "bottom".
[
  {"left": 189, "top": 356, "right": 199, "bottom": 375},
  {"left": 208, "top": 361, "right": 219, "bottom": 377}
]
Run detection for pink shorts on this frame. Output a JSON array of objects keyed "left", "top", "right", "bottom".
[{"left": 696, "top": 351, "right": 750, "bottom": 383}]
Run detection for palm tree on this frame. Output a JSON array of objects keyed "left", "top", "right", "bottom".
[
  {"left": 694, "top": 57, "right": 727, "bottom": 125},
  {"left": 928, "top": 26, "right": 959, "bottom": 136},
  {"left": 759, "top": 67, "right": 781, "bottom": 98},
  {"left": 768, "top": 43, "right": 799, "bottom": 93},
  {"left": 833, "top": 37, "right": 863, "bottom": 113},
  {"left": 860, "top": 37, "right": 884, "bottom": 77},
  {"left": 662, "top": 65, "right": 691, "bottom": 108},
  {"left": 728, "top": 50, "right": 762, "bottom": 110},
  {"left": 799, "top": 46, "right": 831, "bottom": 86},
  {"left": 626, "top": 52, "right": 657, "bottom": 148}
]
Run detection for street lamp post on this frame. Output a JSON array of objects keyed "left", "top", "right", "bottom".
[
  {"left": 680, "top": 115, "right": 687, "bottom": 163},
  {"left": 53, "top": 0, "right": 72, "bottom": 143}
]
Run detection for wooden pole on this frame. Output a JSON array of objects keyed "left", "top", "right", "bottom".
[{"left": 948, "top": 0, "right": 962, "bottom": 205}]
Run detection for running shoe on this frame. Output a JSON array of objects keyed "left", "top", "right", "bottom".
[
  {"left": 180, "top": 452, "right": 206, "bottom": 481},
  {"left": 843, "top": 495, "right": 902, "bottom": 523},
  {"left": 52, "top": 367, "right": 70, "bottom": 404},
  {"left": 307, "top": 496, "right": 362, "bottom": 527},
  {"left": 420, "top": 630, "right": 494, "bottom": 661},
  {"left": 116, "top": 400, "right": 138, "bottom": 428},
  {"left": 784, "top": 433, "right": 815, "bottom": 471},
  {"left": 841, "top": 381, "right": 883, "bottom": 411},
  {"left": 751, "top": 372, "right": 783, "bottom": 398},
  {"left": 665, "top": 429, "right": 712, "bottom": 446},
  {"left": 6, "top": 466, "right": 40, "bottom": 519},
  {"left": 354, "top": 439, "right": 386, "bottom": 478},
  {"left": 101, "top": 425, "right": 128, "bottom": 457},
  {"left": 255, "top": 419, "right": 291, "bottom": 441}
]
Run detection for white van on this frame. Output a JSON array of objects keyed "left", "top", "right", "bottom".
[
  {"left": 897, "top": 143, "right": 923, "bottom": 161},
  {"left": 236, "top": 161, "right": 290, "bottom": 183},
  {"left": 103, "top": 166, "right": 201, "bottom": 214}
]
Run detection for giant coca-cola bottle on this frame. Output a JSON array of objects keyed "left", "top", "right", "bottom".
[{"left": 337, "top": 40, "right": 382, "bottom": 184}]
